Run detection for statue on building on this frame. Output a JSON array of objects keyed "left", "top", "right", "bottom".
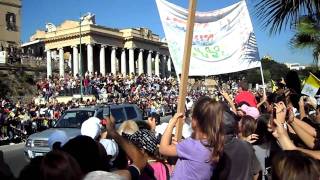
[
  {"left": 81, "top": 12, "right": 96, "bottom": 25},
  {"left": 140, "top": 28, "right": 152, "bottom": 39},
  {"left": 6, "top": 12, "right": 16, "bottom": 31},
  {"left": 46, "top": 23, "right": 57, "bottom": 32}
]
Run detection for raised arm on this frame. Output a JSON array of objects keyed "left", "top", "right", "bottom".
[
  {"left": 296, "top": 147, "right": 320, "bottom": 160},
  {"left": 105, "top": 120, "right": 146, "bottom": 172},
  {"left": 257, "top": 93, "right": 267, "bottom": 108},
  {"left": 221, "top": 91, "right": 237, "bottom": 114},
  {"left": 159, "top": 113, "right": 183, "bottom": 157},
  {"left": 288, "top": 117, "right": 317, "bottom": 149},
  {"left": 298, "top": 96, "right": 307, "bottom": 119}
]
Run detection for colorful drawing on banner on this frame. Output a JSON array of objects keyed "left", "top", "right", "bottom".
[{"left": 156, "top": 0, "right": 261, "bottom": 76}]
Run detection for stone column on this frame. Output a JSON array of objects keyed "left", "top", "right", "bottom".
[
  {"left": 155, "top": 52, "right": 160, "bottom": 77},
  {"left": 58, "top": 48, "right": 64, "bottom": 77},
  {"left": 138, "top": 49, "right": 144, "bottom": 75},
  {"left": 111, "top": 46, "right": 117, "bottom": 75},
  {"left": 46, "top": 49, "right": 52, "bottom": 78},
  {"left": 147, "top": 50, "right": 152, "bottom": 76},
  {"left": 129, "top": 48, "right": 135, "bottom": 75},
  {"left": 121, "top": 48, "right": 126, "bottom": 75},
  {"left": 162, "top": 55, "right": 167, "bottom": 78},
  {"left": 99, "top": 45, "right": 106, "bottom": 76},
  {"left": 167, "top": 56, "right": 172, "bottom": 76},
  {"left": 87, "top": 43, "right": 94, "bottom": 74},
  {"left": 78, "top": 52, "right": 82, "bottom": 74},
  {"left": 72, "top": 46, "right": 79, "bottom": 77}
]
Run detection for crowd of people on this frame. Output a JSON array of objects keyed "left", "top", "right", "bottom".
[
  {"left": 36, "top": 72, "right": 183, "bottom": 117},
  {"left": 1, "top": 70, "right": 320, "bottom": 180}
]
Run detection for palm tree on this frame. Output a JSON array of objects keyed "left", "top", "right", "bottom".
[
  {"left": 290, "top": 16, "right": 320, "bottom": 67},
  {"left": 254, "top": 0, "right": 320, "bottom": 34}
]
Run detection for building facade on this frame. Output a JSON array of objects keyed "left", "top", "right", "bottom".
[
  {"left": 24, "top": 13, "right": 173, "bottom": 78},
  {"left": 285, "top": 63, "right": 306, "bottom": 71},
  {"left": 0, "top": 0, "right": 21, "bottom": 52}
]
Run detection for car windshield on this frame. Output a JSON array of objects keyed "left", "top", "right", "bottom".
[{"left": 54, "top": 110, "right": 95, "bottom": 128}]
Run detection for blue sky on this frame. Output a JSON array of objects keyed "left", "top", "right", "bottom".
[{"left": 22, "top": 0, "right": 312, "bottom": 65}]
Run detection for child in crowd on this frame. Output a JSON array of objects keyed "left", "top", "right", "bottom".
[{"left": 159, "top": 96, "right": 225, "bottom": 180}]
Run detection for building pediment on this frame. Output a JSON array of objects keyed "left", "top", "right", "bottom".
[
  {"left": 57, "top": 20, "right": 79, "bottom": 31},
  {"left": 30, "top": 30, "right": 46, "bottom": 41}
]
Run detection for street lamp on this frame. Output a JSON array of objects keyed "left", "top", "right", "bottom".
[{"left": 79, "top": 15, "right": 84, "bottom": 99}]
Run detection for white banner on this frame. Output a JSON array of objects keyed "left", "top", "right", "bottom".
[{"left": 156, "top": 0, "right": 261, "bottom": 76}]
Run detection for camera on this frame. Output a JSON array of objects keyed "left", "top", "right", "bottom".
[{"left": 273, "top": 108, "right": 277, "bottom": 119}]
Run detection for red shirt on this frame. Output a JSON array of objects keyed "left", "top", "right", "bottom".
[
  {"left": 235, "top": 91, "right": 257, "bottom": 107},
  {"left": 84, "top": 78, "right": 89, "bottom": 87}
]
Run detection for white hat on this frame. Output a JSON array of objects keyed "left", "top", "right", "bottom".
[
  {"left": 81, "top": 117, "right": 101, "bottom": 139},
  {"left": 84, "top": 171, "right": 125, "bottom": 180},
  {"left": 99, "top": 139, "right": 119, "bottom": 162},
  {"left": 155, "top": 123, "right": 193, "bottom": 138}
]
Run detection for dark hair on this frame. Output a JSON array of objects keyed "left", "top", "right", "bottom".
[
  {"left": 40, "top": 150, "right": 83, "bottom": 180},
  {"left": 285, "top": 71, "right": 301, "bottom": 94},
  {"left": 222, "top": 111, "right": 238, "bottom": 135},
  {"left": 272, "top": 150, "right": 320, "bottom": 180},
  {"left": 239, "top": 115, "right": 257, "bottom": 137},
  {"left": 238, "top": 81, "right": 248, "bottom": 91},
  {"left": 62, "top": 135, "right": 109, "bottom": 174},
  {"left": 192, "top": 96, "right": 224, "bottom": 163},
  {"left": 18, "top": 156, "right": 43, "bottom": 180},
  {"left": 237, "top": 101, "right": 250, "bottom": 108},
  {"left": 253, "top": 114, "right": 273, "bottom": 145},
  {"left": 268, "top": 93, "right": 286, "bottom": 104}
]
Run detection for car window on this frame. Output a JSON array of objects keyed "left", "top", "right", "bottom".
[
  {"left": 103, "top": 107, "right": 110, "bottom": 118},
  {"left": 96, "top": 110, "right": 104, "bottom": 119},
  {"left": 125, "top": 107, "right": 137, "bottom": 120},
  {"left": 111, "top": 108, "right": 126, "bottom": 123},
  {"left": 55, "top": 110, "right": 94, "bottom": 128}
]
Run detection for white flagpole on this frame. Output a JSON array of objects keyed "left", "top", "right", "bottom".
[{"left": 259, "top": 63, "right": 266, "bottom": 95}]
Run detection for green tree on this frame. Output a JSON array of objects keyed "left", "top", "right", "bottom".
[
  {"left": 254, "top": 0, "right": 320, "bottom": 34},
  {"left": 290, "top": 16, "right": 320, "bottom": 68},
  {"left": 260, "top": 57, "right": 289, "bottom": 80},
  {"left": 245, "top": 58, "right": 289, "bottom": 84}
]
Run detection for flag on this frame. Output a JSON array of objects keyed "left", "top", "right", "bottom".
[
  {"left": 156, "top": 0, "right": 261, "bottom": 76},
  {"left": 301, "top": 73, "right": 320, "bottom": 97},
  {"left": 271, "top": 80, "right": 278, "bottom": 92}
]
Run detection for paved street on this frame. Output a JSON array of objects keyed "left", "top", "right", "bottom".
[{"left": 1, "top": 143, "right": 28, "bottom": 178}]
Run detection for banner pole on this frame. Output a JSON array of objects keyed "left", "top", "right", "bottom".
[
  {"left": 175, "top": 0, "right": 197, "bottom": 141},
  {"left": 259, "top": 63, "right": 266, "bottom": 95}
]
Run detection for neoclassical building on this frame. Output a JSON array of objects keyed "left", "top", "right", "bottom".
[{"left": 25, "top": 13, "right": 174, "bottom": 78}]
